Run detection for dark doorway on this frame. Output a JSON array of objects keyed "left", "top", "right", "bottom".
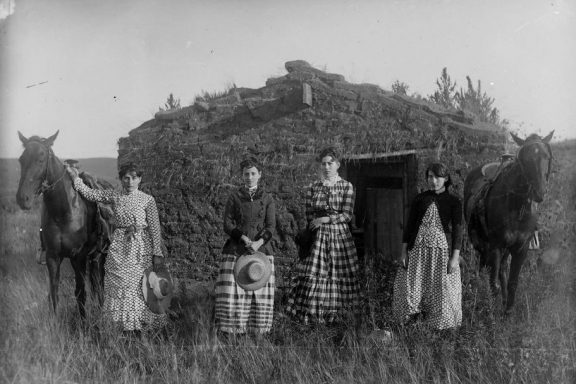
[{"left": 341, "top": 150, "right": 418, "bottom": 263}]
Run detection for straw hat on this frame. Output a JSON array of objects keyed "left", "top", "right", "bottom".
[
  {"left": 142, "top": 267, "right": 174, "bottom": 314},
  {"left": 233, "top": 251, "right": 272, "bottom": 291}
]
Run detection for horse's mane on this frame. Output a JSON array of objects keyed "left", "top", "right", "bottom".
[
  {"left": 524, "top": 133, "right": 543, "bottom": 143},
  {"left": 24, "top": 136, "right": 52, "bottom": 146}
]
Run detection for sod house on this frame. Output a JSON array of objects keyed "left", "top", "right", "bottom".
[{"left": 117, "top": 60, "right": 505, "bottom": 287}]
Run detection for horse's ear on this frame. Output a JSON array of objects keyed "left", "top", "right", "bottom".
[
  {"left": 18, "top": 131, "right": 29, "bottom": 145},
  {"left": 45, "top": 130, "right": 60, "bottom": 147},
  {"left": 510, "top": 132, "right": 524, "bottom": 147},
  {"left": 542, "top": 130, "right": 554, "bottom": 144}
]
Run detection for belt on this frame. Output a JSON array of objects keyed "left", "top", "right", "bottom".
[{"left": 117, "top": 224, "right": 147, "bottom": 240}]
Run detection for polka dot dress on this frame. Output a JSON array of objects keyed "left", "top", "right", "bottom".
[
  {"left": 74, "top": 178, "right": 167, "bottom": 331},
  {"left": 392, "top": 202, "right": 462, "bottom": 330}
]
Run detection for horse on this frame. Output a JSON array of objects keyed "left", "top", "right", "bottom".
[
  {"left": 16, "top": 130, "right": 109, "bottom": 318},
  {"left": 464, "top": 131, "right": 554, "bottom": 315}
]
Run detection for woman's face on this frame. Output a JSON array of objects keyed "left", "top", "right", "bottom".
[
  {"left": 320, "top": 156, "right": 340, "bottom": 178},
  {"left": 427, "top": 171, "right": 447, "bottom": 192},
  {"left": 242, "top": 166, "right": 261, "bottom": 188},
  {"left": 121, "top": 171, "right": 141, "bottom": 193}
]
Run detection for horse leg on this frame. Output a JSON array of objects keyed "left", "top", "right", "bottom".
[
  {"left": 89, "top": 251, "right": 106, "bottom": 307},
  {"left": 505, "top": 248, "right": 528, "bottom": 316},
  {"left": 499, "top": 250, "right": 510, "bottom": 311},
  {"left": 486, "top": 248, "right": 502, "bottom": 298},
  {"left": 46, "top": 253, "right": 62, "bottom": 313},
  {"left": 70, "top": 256, "right": 88, "bottom": 318}
]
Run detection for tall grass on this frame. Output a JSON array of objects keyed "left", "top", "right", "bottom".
[{"left": 1, "top": 149, "right": 575, "bottom": 383}]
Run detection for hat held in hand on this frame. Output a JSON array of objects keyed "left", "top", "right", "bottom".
[
  {"left": 142, "top": 267, "right": 174, "bottom": 314},
  {"left": 234, "top": 251, "right": 272, "bottom": 291}
]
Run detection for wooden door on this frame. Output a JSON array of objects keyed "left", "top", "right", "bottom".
[{"left": 364, "top": 187, "right": 404, "bottom": 262}]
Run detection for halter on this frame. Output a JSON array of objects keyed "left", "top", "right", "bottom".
[
  {"left": 516, "top": 138, "right": 553, "bottom": 182},
  {"left": 25, "top": 138, "right": 66, "bottom": 195},
  {"left": 508, "top": 137, "right": 553, "bottom": 221}
]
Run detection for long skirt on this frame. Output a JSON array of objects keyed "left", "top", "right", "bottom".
[
  {"left": 103, "top": 233, "right": 167, "bottom": 331},
  {"left": 392, "top": 203, "right": 462, "bottom": 330},
  {"left": 214, "top": 254, "right": 275, "bottom": 334},
  {"left": 285, "top": 224, "right": 360, "bottom": 324}
]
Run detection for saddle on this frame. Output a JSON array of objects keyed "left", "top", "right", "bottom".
[{"left": 79, "top": 172, "right": 115, "bottom": 256}]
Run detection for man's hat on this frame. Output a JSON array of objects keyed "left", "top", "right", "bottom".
[
  {"left": 142, "top": 267, "right": 174, "bottom": 314},
  {"left": 233, "top": 251, "right": 272, "bottom": 291}
]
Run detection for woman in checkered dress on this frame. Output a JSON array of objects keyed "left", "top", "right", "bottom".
[
  {"left": 393, "top": 163, "right": 463, "bottom": 330},
  {"left": 286, "top": 147, "right": 360, "bottom": 324},
  {"left": 66, "top": 163, "right": 167, "bottom": 332},
  {"left": 215, "top": 157, "right": 276, "bottom": 335}
]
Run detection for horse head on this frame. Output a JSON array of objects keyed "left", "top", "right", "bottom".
[
  {"left": 511, "top": 130, "right": 554, "bottom": 203},
  {"left": 16, "top": 131, "right": 59, "bottom": 210}
]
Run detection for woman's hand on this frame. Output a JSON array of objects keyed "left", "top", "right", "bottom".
[
  {"left": 309, "top": 217, "right": 330, "bottom": 231},
  {"left": 398, "top": 247, "right": 409, "bottom": 270},
  {"left": 240, "top": 235, "right": 252, "bottom": 247},
  {"left": 65, "top": 164, "right": 79, "bottom": 179},
  {"left": 447, "top": 251, "right": 460, "bottom": 274},
  {"left": 152, "top": 255, "right": 165, "bottom": 272},
  {"left": 248, "top": 238, "right": 264, "bottom": 253},
  {"left": 396, "top": 243, "right": 409, "bottom": 269}
]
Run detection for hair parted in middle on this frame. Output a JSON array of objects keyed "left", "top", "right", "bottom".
[
  {"left": 239, "top": 156, "right": 262, "bottom": 172},
  {"left": 118, "top": 162, "right": 143, "bottom": 179},
  {"left": 425, "top": 162, "right": 452, "bottom": 189},
  {"left": 316, "top": 146, "right": 341, "bottom": 163}
]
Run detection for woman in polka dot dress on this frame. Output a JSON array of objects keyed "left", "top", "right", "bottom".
[
  {"left": 393, "top": 163, "right": 463, "bottom": 330},
  {"left": 66, "top": 163, "right": 167, "bottom": 332}
]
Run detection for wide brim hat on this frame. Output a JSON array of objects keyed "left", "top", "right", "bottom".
[
  {"left": 142, "top": 267, "right": 174, "bottom": 314},
  {"left": 234, "top": 251, "right": 272, "bottom": 291}
]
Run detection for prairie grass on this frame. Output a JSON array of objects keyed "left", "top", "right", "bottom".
[{"left": 1, "top": 144, "right": 575, "bottom": 383}]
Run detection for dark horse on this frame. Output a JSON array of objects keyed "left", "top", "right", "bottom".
[
  {"left": 464, "top": 131, "right": 554, "bottom": 315},
  {"left": 16, "top": 131, "right": 108, "bottom": 317}
]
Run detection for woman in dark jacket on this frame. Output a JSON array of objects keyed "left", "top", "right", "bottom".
[
  {"left": 392, "top": 162, "right": 463, "bottom": 330},
  {"left": 214, "top": 157, "right": 276, "bottom": 335}
]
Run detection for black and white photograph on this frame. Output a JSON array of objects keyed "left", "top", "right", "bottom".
[{"left": 0, "top": 0, "right": 574, "bottom": 383}]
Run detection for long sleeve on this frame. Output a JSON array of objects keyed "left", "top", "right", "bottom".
[
  {"left": 329, "top": 182, "right": 355, "bottom": 224},
  {"left": 255, "top": 196, "right": 276, "bottom": 244},
  {"left": 402, "top": 195, "right": 420, "bottom": 245},
  {"left": 305, "top": 183, "right": 315, "bottom": 223},
  {"left": 223, "top": 194, "right": 243, "bottom": 241},
  {"left": 450, "top": 195, "right": 464, "bottom": 251},
  {"left": 145, "top": 196, "right": 164, "bottom": 257},
  {"left": 73, "top": 177, "right": 115, "bottom": 203}
]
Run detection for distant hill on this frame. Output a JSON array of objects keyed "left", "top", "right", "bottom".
[{"left": 0, "top": 158, "right": 117, "bottom": 209}]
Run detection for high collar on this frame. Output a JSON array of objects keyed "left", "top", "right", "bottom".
[
  {"left": 239, "top": 185, "right": 263, "bottom": 200},
  {"left": 321, "top": 175, "right": 341, "bottom": 187}
]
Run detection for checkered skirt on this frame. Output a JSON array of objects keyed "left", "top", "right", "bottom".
[
  {"left": 214, "top": 254, "right": 275, "bottom": 334},
  {"left": 286, "top": 222, "right": 360, "bottom": 323}
]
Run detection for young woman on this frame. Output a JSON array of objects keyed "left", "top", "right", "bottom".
[
  {"left": 286, "top": 147, "right": 360, "bottom": 325},
  {"left": 66, "top": 162, "right": 167, "bottom": 333},
  {"left": 393, "top": 162, "right": 463, "bottom": 330},
  {"left": 214, "top": 157, "right": 276, "bottom": 335}
]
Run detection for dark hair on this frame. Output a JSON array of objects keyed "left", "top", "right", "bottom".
[
  {"left": 316, "top": 146, "right": 341, "bottom": 163},
  {"left": 239, "top": 156, "right": 262, "bottom": 172},
  {"left": 118, "top": 163, "right": 143, "bottom": 179},
  {"left": 425, "top": 162, "right": 452, "bottom": 189}
]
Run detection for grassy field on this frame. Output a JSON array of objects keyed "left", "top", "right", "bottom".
[{"left": 0, "top": 147, "right": 574, "bottom": 384}]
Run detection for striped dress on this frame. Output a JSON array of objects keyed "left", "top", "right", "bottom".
[
  {"left": 73, "top": 178, "right": 167, "bottom": 331},
  {"left": 286, "top": 177, "right": 360, "bottom": 324},
  {"left": 214, "top": 186, "right": 276, "bottom": 334}
]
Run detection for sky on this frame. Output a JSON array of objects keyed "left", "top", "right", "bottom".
[{"left": 1, "top": 0, "right": 574, "bottom": 159}]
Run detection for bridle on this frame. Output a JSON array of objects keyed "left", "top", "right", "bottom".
[
  {"left": 24, "top": 139, "right": 66, "bottom": 195},
  {"left": 516, "top": 139, "right": 553, "bottom": 181}
]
